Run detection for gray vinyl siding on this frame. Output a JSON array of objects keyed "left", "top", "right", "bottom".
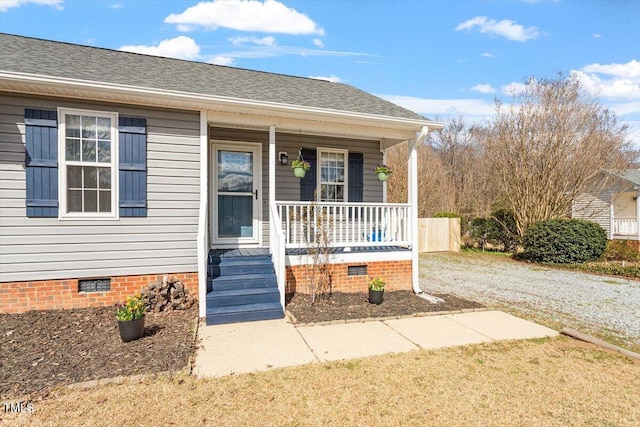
[
  {"left": 572, "top": 192, "right": 612, "bottom": 237},
  {"left": 0, "top": 94, "right": 200, "bottom": 282},
  {"left": 572, "top": 180, "right": 638, "bottom": 238},
  {"left": 209, "top": 127, "right": 383, "bottom": 247}
]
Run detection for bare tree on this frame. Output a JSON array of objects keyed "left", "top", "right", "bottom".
[
  {"left": 386, "top": 140, "right": 452, "bottom": 217},
  {"left": 481, "top": 73, "right": 636, "bottom": 236},
  {"left": 386, "top": 117, "right": 499, "bottom": 219}
]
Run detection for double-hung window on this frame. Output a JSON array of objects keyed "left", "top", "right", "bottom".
[
  {"left": 318, "top": 148, "right": 348, "bottom": 202},
  {"left": 59, "top": 108, "right": 118, "bottom": 218}
]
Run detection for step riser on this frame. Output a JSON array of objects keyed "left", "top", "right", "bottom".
[
  {"left": 206, "top": 308, "right": 283, "bottom": 325},
  {"left": 209, "top": 277, "right": 277, "bottom": 291},
  {"left": 207, "top": 291, "right": 280, "bottom": 307},
  {"left": 209, "top": 264, "right": 274, "bottom": 277}
]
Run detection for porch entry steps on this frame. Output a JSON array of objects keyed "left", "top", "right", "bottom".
[{"left": 206, "top": 249, "right": 283, "bottom": 325}]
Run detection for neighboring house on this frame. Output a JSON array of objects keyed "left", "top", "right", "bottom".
[
  {"left": 572, "top": 169, "right": 640, "bottom": 240},
  {"left": 0, "top": 33, "right": 443, "bottom": 323}
]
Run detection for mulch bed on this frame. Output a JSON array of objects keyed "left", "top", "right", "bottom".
[
  {"left": 0, "top": 306, "right": 197, "bottom": 399},
  {"left": 285, "top": 291, "right": 484, "bottom": 324}
]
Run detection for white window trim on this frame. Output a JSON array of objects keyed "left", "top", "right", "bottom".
[
  {"left": 58, "top": 107, "right": 119, "bottom": 220},
  {"left": 316, "top": 147, "right": 348, "bottom": 202}
]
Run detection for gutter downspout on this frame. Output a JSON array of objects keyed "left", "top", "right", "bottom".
[{"left": 410, "top": 126, "right": 444, "bottom": 304}]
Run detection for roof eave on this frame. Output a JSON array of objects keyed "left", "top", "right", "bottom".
[{"left": 0, "top": 71, "right": 444, "bottom": 135}]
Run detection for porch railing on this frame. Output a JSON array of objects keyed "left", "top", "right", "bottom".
[
  {"left": 269, "top": 201, "right": 286, "bottom": 311},
  {"left": 276, "top": 201, "right": 410, "bottom": 248},
  {"left": 613, "top": 217, "right": 638, "bottom": 236}
]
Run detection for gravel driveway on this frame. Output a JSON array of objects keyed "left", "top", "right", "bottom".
[{"left": 419, "top": 253, "right": 640, "bottom": 347}]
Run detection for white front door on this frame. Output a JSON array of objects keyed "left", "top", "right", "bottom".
[{"left": 211, "top": 142, "right": 261, "bottom": 246}]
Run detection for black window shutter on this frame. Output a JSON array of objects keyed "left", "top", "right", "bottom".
[
  {"left": 299, "top": 148, "right": 316, "bottom": 201},
  {"left": 119, "top": 117, "right": 147, "bottom": 217},
  {"left": 348, "top": 152, "right": 363, "bottom": 202},
  {"left": 25, "top": 109, "right": 58, "bottom": 218}
]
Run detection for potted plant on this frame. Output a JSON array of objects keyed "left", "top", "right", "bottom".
[
  {"left": 368, "top": 277, "right": 385, "bottom": 305},
  {"left": 115, "top": 294, "right": 147, "bottom": 342},
  {"left": 291, "top": 158, "right": 311, "bottom": 178},
  {"left": 373, "top": 164, "right": 392, "bottom": 181}
]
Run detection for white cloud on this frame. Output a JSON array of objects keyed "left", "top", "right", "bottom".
[
  {"left": 570, "top": 60, "right": 640, "bottom": 105},
  {"left": 108, "top": 2, "right": 123, "bottom": 9},
  {"left": 119, "top": 36, "right": 201, "bottom": 60},
  {"left": 208, "top": 56, "right": 236, "bottom": 66},
  {"left": 213, "top": 45, "right": 377, "bottom": 61},
  {"left": 165, "top": 0, "right": 324, "bottom": 35},
  {"left": 309, "top": 75, "right": 342, "bottom": 83},
  {"left": 593, "top": 33, "right": 602, "bottom": 39},
  {"left": 455, "top": 16, "right": 541, "bottom": 42},
  {"left": 471, "top": 84, "right": 496, "bottom": 94},
  {"left": 0, "top": 0, "right": 62, "bottom": 12},
  {"left": 313, "top": 38, "right": 324, "bottom": 48},
  {"left": 481, "top": 52, "right": 497, "bottom": 58},
  {"left": 572, "top": 70, "right": 640, "bottom": 101},
  {"left": 379, "top": 94, "right": 495, "bottom": 123},
  {"left": 500, "top": 81, "right": 529, "bottom": 96},
  {"left": 582, "top": 60, "right": 640, "bottom": 79},
  {"left": 229, "top": 36, "right": 276, "bottom": 46}
]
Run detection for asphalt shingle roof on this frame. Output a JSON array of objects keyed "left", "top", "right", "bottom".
[
  {"left": 0, "top": 33, "right": 427, "bottom": 121},
  {"left": 616, "top": 169, "right": 640, "bottom": 186}
]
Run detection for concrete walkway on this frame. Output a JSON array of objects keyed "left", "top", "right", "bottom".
[{"left": 192, "top": 310, "right": 558, "bottom": 378}]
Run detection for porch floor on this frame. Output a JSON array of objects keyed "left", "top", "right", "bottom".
[
  {"left": 210, "top": 246, "right": 410, "bottom": 258},
  {"left": 209, "top": 248, "right": 270, "bottom": 258},
  {"left": 286, "top": 245, "right": 410, "bottom": 256}
]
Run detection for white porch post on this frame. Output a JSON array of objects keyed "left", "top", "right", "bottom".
[
  {"left": 382, "top": 149, "right": 388, "bottom": 203},
  {"left": 408, "top": 127, "right": 443, "bottom": 303},
  {"left": 197, "top": 110, "right": 209, "bottom": 318},
  {"left": 408, "top": 136, "right": 419, "bottom": 293},
  {"left": 610, "top": 203, "right": 614, "bottom": 240},
  {"left": 636, "top": 190, "right": 640, "bottom": 239},
  {"left": 269, "top": 125, "right": 276, "bottom": 207}
]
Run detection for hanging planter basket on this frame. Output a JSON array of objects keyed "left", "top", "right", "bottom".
[
  {"left": 291, "top": 148, "right": 310, "bottom": 179},
  {"left": 373, "top": 164, "right": 392, "bottom": 182},
  {"left": 293, "top": 167, "right": 307, "bottom": 178}
]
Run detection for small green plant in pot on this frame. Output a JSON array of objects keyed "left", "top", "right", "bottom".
[
  {"left": 368, "top": 277, "right": 385, "bottom": 305},
  {"left": 116, "top": 294, "right": 147, "bottom": 342}
]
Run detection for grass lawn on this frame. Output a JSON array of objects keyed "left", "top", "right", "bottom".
[{"left": 3, "top": 337, "right": 639, "bottom": 426}]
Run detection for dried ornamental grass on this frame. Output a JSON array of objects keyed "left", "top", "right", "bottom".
[{"left": 4, "top": 337, "right": 639, "bottom": 427}]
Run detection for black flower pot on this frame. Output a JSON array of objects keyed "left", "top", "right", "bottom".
[
  {"left": 368, "top": 289, "right": 384, "bottom": 305},
  {"left": 118, "top": 316, "right": 145, "bottom": 342}
]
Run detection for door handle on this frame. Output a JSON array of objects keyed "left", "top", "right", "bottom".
[{"left": 255, "top": 189, "right": 258, "bottom": 200}]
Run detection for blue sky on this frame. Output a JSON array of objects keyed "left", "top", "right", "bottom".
[{"left": 2, "top": 0, "right": 639, "bottom": 144}]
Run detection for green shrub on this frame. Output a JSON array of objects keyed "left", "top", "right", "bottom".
[
  {"left": 490, "top": 209, "right": 519, "bottom": 252},
  {"left": 523, "top": 219, "right": 607, "bottom": 264},
  {"left": 468, "top": 209, "right": 519, "bottom": 252}
]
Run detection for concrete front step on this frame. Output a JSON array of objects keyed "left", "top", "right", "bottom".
[
  {"left": 206, "top": 302, "right": 284, "bottom": 325},
  {"left": 206, "top": 287, "right": 280, "bottom": 307}
]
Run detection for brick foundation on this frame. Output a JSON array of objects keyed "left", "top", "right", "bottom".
[
  {"left": 0, "top": 272, "right": 198, "bottom": 314},
  {"left": 286, "top": 260, "right": 412, "bottom": 294}
]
